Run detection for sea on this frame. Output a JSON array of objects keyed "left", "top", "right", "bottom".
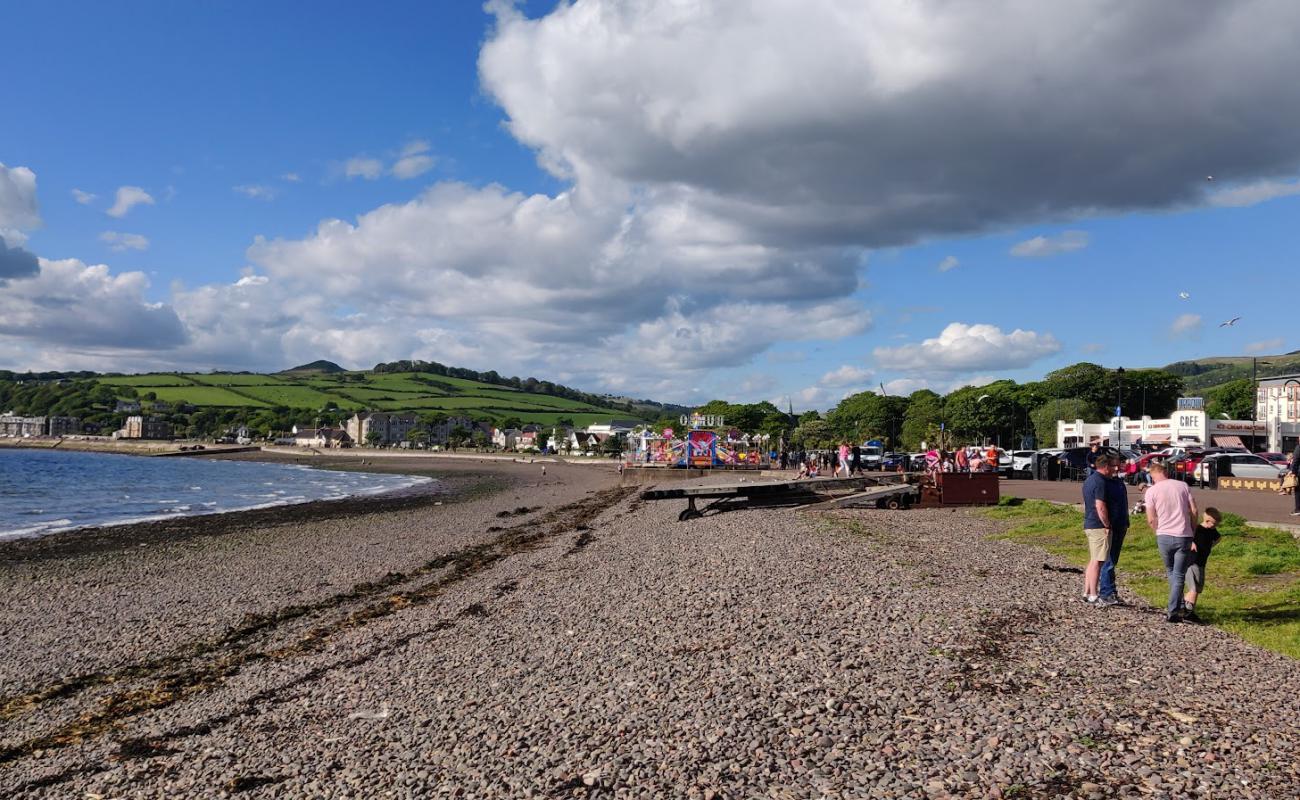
[{"left": 0, "top": 448, "right": 432, "bottom": 540}]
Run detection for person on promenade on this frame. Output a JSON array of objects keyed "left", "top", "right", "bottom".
[
  {"left": 1097, "top": 455, "right": 1130, "bottom": 606},
  {"left": 1085, "top": 442, "right": 1101, "bottom": 476},
  {"left": 1291, "top": 442, "right": 1300, "bottom": 516},
  {"left": 838, "top": 441, "right": 851, "bottom": 477},
  {"left": 850, "top": 443, "right": 862, "bottom": 475},
  {"left": 1145, "top": 461, "right": 1198, "bottom": 622},
  {"left": 986, "top": 445, "right": 999, "bottom": 473},
  {"left": 1182, "top": 507, "right": 1222, "bottom": 623},
  {"left": 1081, "top": 455, "right": 1126, "bottom": 604},
  {"left": 955, "top": 446, "right": 969, "bottom": 473}
]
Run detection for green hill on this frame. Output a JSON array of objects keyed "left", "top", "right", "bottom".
[
  {"left": 1160, "top": 352, "right": 1300, "bottom": 394},
  {"left": 92, "top": 368, "right": 641, "bottom": 429}
]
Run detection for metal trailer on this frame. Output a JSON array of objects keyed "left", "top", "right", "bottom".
[{"left": 641, "top": 474, "right": 922, "bottom": 521}]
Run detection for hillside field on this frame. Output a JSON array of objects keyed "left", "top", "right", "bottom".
[{"left": 95, "top": 371, "right": 633, "bottom": 427}]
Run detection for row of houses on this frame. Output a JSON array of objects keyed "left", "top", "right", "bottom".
[
  {"left": 280, "top": 413, "right": 641, "bottom": 452},
  {"left": 0, "top": 414, "right": 84, "bottom": 437}
]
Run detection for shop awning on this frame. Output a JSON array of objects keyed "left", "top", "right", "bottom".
[
  {"left": 1143, "top": 433, "right": 1171, "bottom": 443},
  {"left": 1213, "top": 435, "right": 1246, "bottom": 449}
]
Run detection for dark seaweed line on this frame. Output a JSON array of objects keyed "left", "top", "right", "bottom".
[{"left": 0, "top": 486, "right": 635, "bottom": 772}]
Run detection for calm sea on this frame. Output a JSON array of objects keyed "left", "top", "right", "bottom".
[{"left": 0, "top": 448, "right": 432, "bottom": 539}]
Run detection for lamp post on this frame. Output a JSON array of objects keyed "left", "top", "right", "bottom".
[{"left": 1115, "top": 368, "right": 1125, "bottom": 447}]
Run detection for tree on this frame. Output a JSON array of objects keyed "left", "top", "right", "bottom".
[
  {"left": 900, "top": 390, "right": 942, "bottom": 451},
  {"left": 602, "top": 433, "right": 626, "bottom": 457},
  {"left": 471, "top": 430, "right": 489, "bottom": 450},
  {"left": 942, "top": 381, "right": 1026, "bottom": 447},
  {"left": 791, "top": 419, "right": 832, "bottom": 449},
  {"left": 365, "top": 430, "right": 384, "bottom": 448},
  {"left": 1120, "top": 369, "right": 1186, "bottom": 418},
  {"left": 1206, "top": 379, "right": 1255, "bottom": 421},
  {"left": 1030, "top": 398, "right": 1102, "bottom": 449},
  {"left": 1040, "top": 363, "right": 1111, "bottom": 409},
  {"left": 448, "top": 425, "right": 469, "bottom": 449},
  {"left": 406, "top": 429, "right": 429, "bottom": 448}
]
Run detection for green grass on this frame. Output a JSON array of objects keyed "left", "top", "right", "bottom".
[
  {"left": 133, "top": 386, "right": 271, "bottom": 407},
  {"left": 236, "top": 385, "right": 363, "bottom": 410},
  {"left": 987, "top": 499, "right": 1300, "bottom": 659},
  {"left": 186, "top": 373, "right": 291, "bottom": 387},
  {"left": 97, "top": 373, "right": 196, "bottom": 387}
]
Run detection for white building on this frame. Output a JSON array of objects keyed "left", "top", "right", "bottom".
[
  {"left": 346, "top": 412, "right": 420, "bottom": 446},
  {"left": 492, "top": 427, "right": 520, "bottom": 450},
  {"left": 1057, "top": 399, "right": 1266, "bottom": 450},
  {"left": 1257, "top": 373, "right": 1300, "bottom": 453}
]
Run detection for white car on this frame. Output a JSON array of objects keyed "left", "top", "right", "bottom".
[
  {"left": 1195, "top": 453, "right": 1288, "bottom": 482},
  {"left": 1009, "top": 450, "right": 1036, "bottom": 477}
]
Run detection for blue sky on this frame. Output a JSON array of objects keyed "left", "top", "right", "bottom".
[{"left": 2, "top": 1, "right": 1298, "bottom": 409}]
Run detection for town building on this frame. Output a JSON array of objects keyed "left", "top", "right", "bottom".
[
  {"left": 426, "top": 415, "right": 491, "bottom": 445},
  {"left": 1256, "top": 373, "right": 1300, "bottom": 453},
  {"left": 346, "top": 412, "right": 421, "bottom": 447},
  {"left": 492, "top": 427, "right": 521, "bottom": 450},
  {"left": 47, "top": 416, "right": 82, "bottom": 436},
  {"left": 0, "top": 414, "right": 47, "bottom": 437},
  {"left": 292, "top": 427, "right": 353, "bottom": 448},
  {"left": 120, "top": 416, "right": 173, "bottom": 440},
  {"left": 115, "top": 400, "right": 142, "bottom": 413},
  {"left": 1056, "top": 398, "right": 1266, "bottom": 450}
]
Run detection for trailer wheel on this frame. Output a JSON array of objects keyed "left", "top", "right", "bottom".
[
  {"left": 885, "top": 497, "right": 902, "bottom": 510},
  {"left": 678, "top": 508, "right": 703, "bottom": 522}
]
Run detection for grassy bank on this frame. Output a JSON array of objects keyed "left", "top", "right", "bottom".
[{"left": 985, "top": 499, "right": 1300, "bottom": 659}]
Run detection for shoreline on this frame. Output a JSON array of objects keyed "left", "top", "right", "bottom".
[{"left": 0, "top": 449, "right": 551, "bottom": 564}]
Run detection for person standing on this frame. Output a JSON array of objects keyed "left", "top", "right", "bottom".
[
  {"left": 1097, "top": 456, "right": 1130, "bottom": 606},
  {"left": 955, "top": 446, "right": 969, "bottom": 473},
  {"left": 1085, "top": 442, "right": 1101, "bottom": 476},
  {"left": 1182, "top": 507, "right": 1222, "bottom": 623},
  {"left": 1145, "top": 461, "right": 1198, "bottom": 622},
  {"left": 1080, "top": 455, "right": 1125, "bottom": 604},
  {"left": 1291, "top": 441, "right": 1300, "bottom": 516}
]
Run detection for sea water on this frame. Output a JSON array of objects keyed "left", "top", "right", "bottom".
[{"left": 0, "top": 448, "right": 432, "bottom": 539}]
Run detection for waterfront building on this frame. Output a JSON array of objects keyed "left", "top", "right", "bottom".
[
  {"left": 1256, "top": 373, "right": 1300, "bottom": 453},
  {"left": 47, "top": 416, "right": 82, "bottom": 436},
  {"left": 0, "top": 414, "right": 48, "bottom": 437},
  {"left": 115, "top": 400, "right": 142, "bottom": 413},
  {"left": 492, "top": 427, "right": 521, "bottom": 450},
  {"left": 346, "top": 412, "right": 420, "bottom": 446},
  {"left": 292, "top": 427, "right": 352, "bottom": 448},
  {"left": 1056, "top": 397, "right": 1265, "bottom": 450},
  {"left": 121, "top": 416, "right": 173, "bottom": 440}
]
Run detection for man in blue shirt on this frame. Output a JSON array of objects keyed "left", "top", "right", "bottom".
[{"left": 1080, "top": 455, "right": 1129, "bottom": 603}]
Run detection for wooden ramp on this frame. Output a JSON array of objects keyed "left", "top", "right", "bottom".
[{"left": 641, "top": 473, "right": 920, "bottom": 520}]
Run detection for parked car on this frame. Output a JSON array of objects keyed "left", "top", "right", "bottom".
[
  {"left": 1194, "top": 452, "right": 1289, "bottom": 482},
  {"left": 1259, "top": 452, "right": 1291, "bottom": 466},
  {"left": 1009, "top": 450, "right": 1036, "bottom": 477},
  {"left": 881, "top": 452, "right": 910, "bottom": 471}
]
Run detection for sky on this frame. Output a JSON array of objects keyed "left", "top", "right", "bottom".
[{"left": 2, "top": 0, "right": 1299, "bottom": 411}]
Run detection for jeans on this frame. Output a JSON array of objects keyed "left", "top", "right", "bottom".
[
  {"left": 1099, "top": 526, "right": 1127, "bottom": 599},
  {"left": 1157, "top": 535, "right": 1193, "bottom": 616}
]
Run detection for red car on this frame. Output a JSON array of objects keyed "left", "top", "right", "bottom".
[{"left": 1260, "top": 452, "right": 1291, "bottom": 467}]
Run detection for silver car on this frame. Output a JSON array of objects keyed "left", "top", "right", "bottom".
[{"left": 1196, "top": 453, "right": 1289, "bottom": 481}]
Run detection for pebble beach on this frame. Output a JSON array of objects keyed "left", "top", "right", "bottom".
[{"left": 1, "top": 455, "right": 1298, "bottom": 798}]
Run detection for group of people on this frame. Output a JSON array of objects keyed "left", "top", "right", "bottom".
[
  {"left": 1081, "top": 455, "right": 1221, "bottom": 623},
  {"left": 791, "top": 442, "right": 862, "bottom": 478},
  {"left": 923, "top": 445, "right": 1002, "bottom": 474}
]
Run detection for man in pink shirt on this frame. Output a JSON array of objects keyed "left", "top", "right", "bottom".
[{"left": 1144, "top": 461, "right": 1198, "bottom": 622}]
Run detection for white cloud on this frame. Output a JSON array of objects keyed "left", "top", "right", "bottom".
[
  {"left": 0, "top": 162, "right": 40, "bottom": 246},
  {"left": 1009, "top": 230, "right": 1089, "bottom": 258},
  {"left": 98, "top": 231, "right": 150, "bottom": 252},
  {"left": 820, "top": 365, "right": 874, "bottom": 387},
  {"left": 281, "top": 172, "right": 302, "bottom": 183},
  {"left": 233, "top": 184, "right": 276, "bottom": 200},
  {"left": 1244, "top": 337, "right": 1285, "bottom": 354},
  {"left": 938, "top": 255, "right": 959, "bottom": 272},
  {"left": 344, "top": 157, "right": 383, "bottom": 180},
  {"left": 391, "top": 154, "right": 436, "bottom": 180},
  {"left": 71, "top": 188, "right": 97, "bottom": 205},
  {"left": 106, "top": 186, "right": 155, "bottom": 218},
  {"left": 1208, "top": 179, "right": 1300, "bottom": 208},
  {"left": 1169, "top": 313, "right": 1203, "bottom": 337},
  {"left": 873, "top": 322, "right": 1061, "bottom": 372},
  {"left": 0, "top": 257, "right": 186, "bottom": 353}
]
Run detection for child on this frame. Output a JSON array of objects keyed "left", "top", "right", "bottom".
[{"left": 1181, "top": 507, "right": 1222, "bottom": 623}]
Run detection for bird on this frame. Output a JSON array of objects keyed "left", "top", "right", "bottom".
[
  {"left": 1178, "top": 291, "right": 1190, "bottom": 300},
  {"left": 1206, "top": 175, "right": 1215, "bottom": 182},
  {"left": 1219, "top": 317, "right": 1241, "bottom": 327}
]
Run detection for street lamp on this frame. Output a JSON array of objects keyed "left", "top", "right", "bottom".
[{"left": 1115, "top": 368, "right": 1125, "bottom": 447}]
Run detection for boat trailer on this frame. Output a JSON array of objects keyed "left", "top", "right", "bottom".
[{"left": 640, "top": 472, "right": 998, "bottom": 521}]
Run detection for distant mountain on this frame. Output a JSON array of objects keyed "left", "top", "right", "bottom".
[
  {"left": 279, "top": 359, "right": 346, "bottom": 375},
  {"left": 1160, "top": 352, "right": 1300, "bottom": 393}
]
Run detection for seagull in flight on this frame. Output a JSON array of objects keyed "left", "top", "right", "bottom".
[
  {"left": 1219, "top": 317, "right": 1241, "bottom": 327},
  {"left": 1178, "top": 291, "right": 1190, "bottom": 300},
  {"left": 1206, "top": 175, "right": 1215, "bottom": 182}
]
